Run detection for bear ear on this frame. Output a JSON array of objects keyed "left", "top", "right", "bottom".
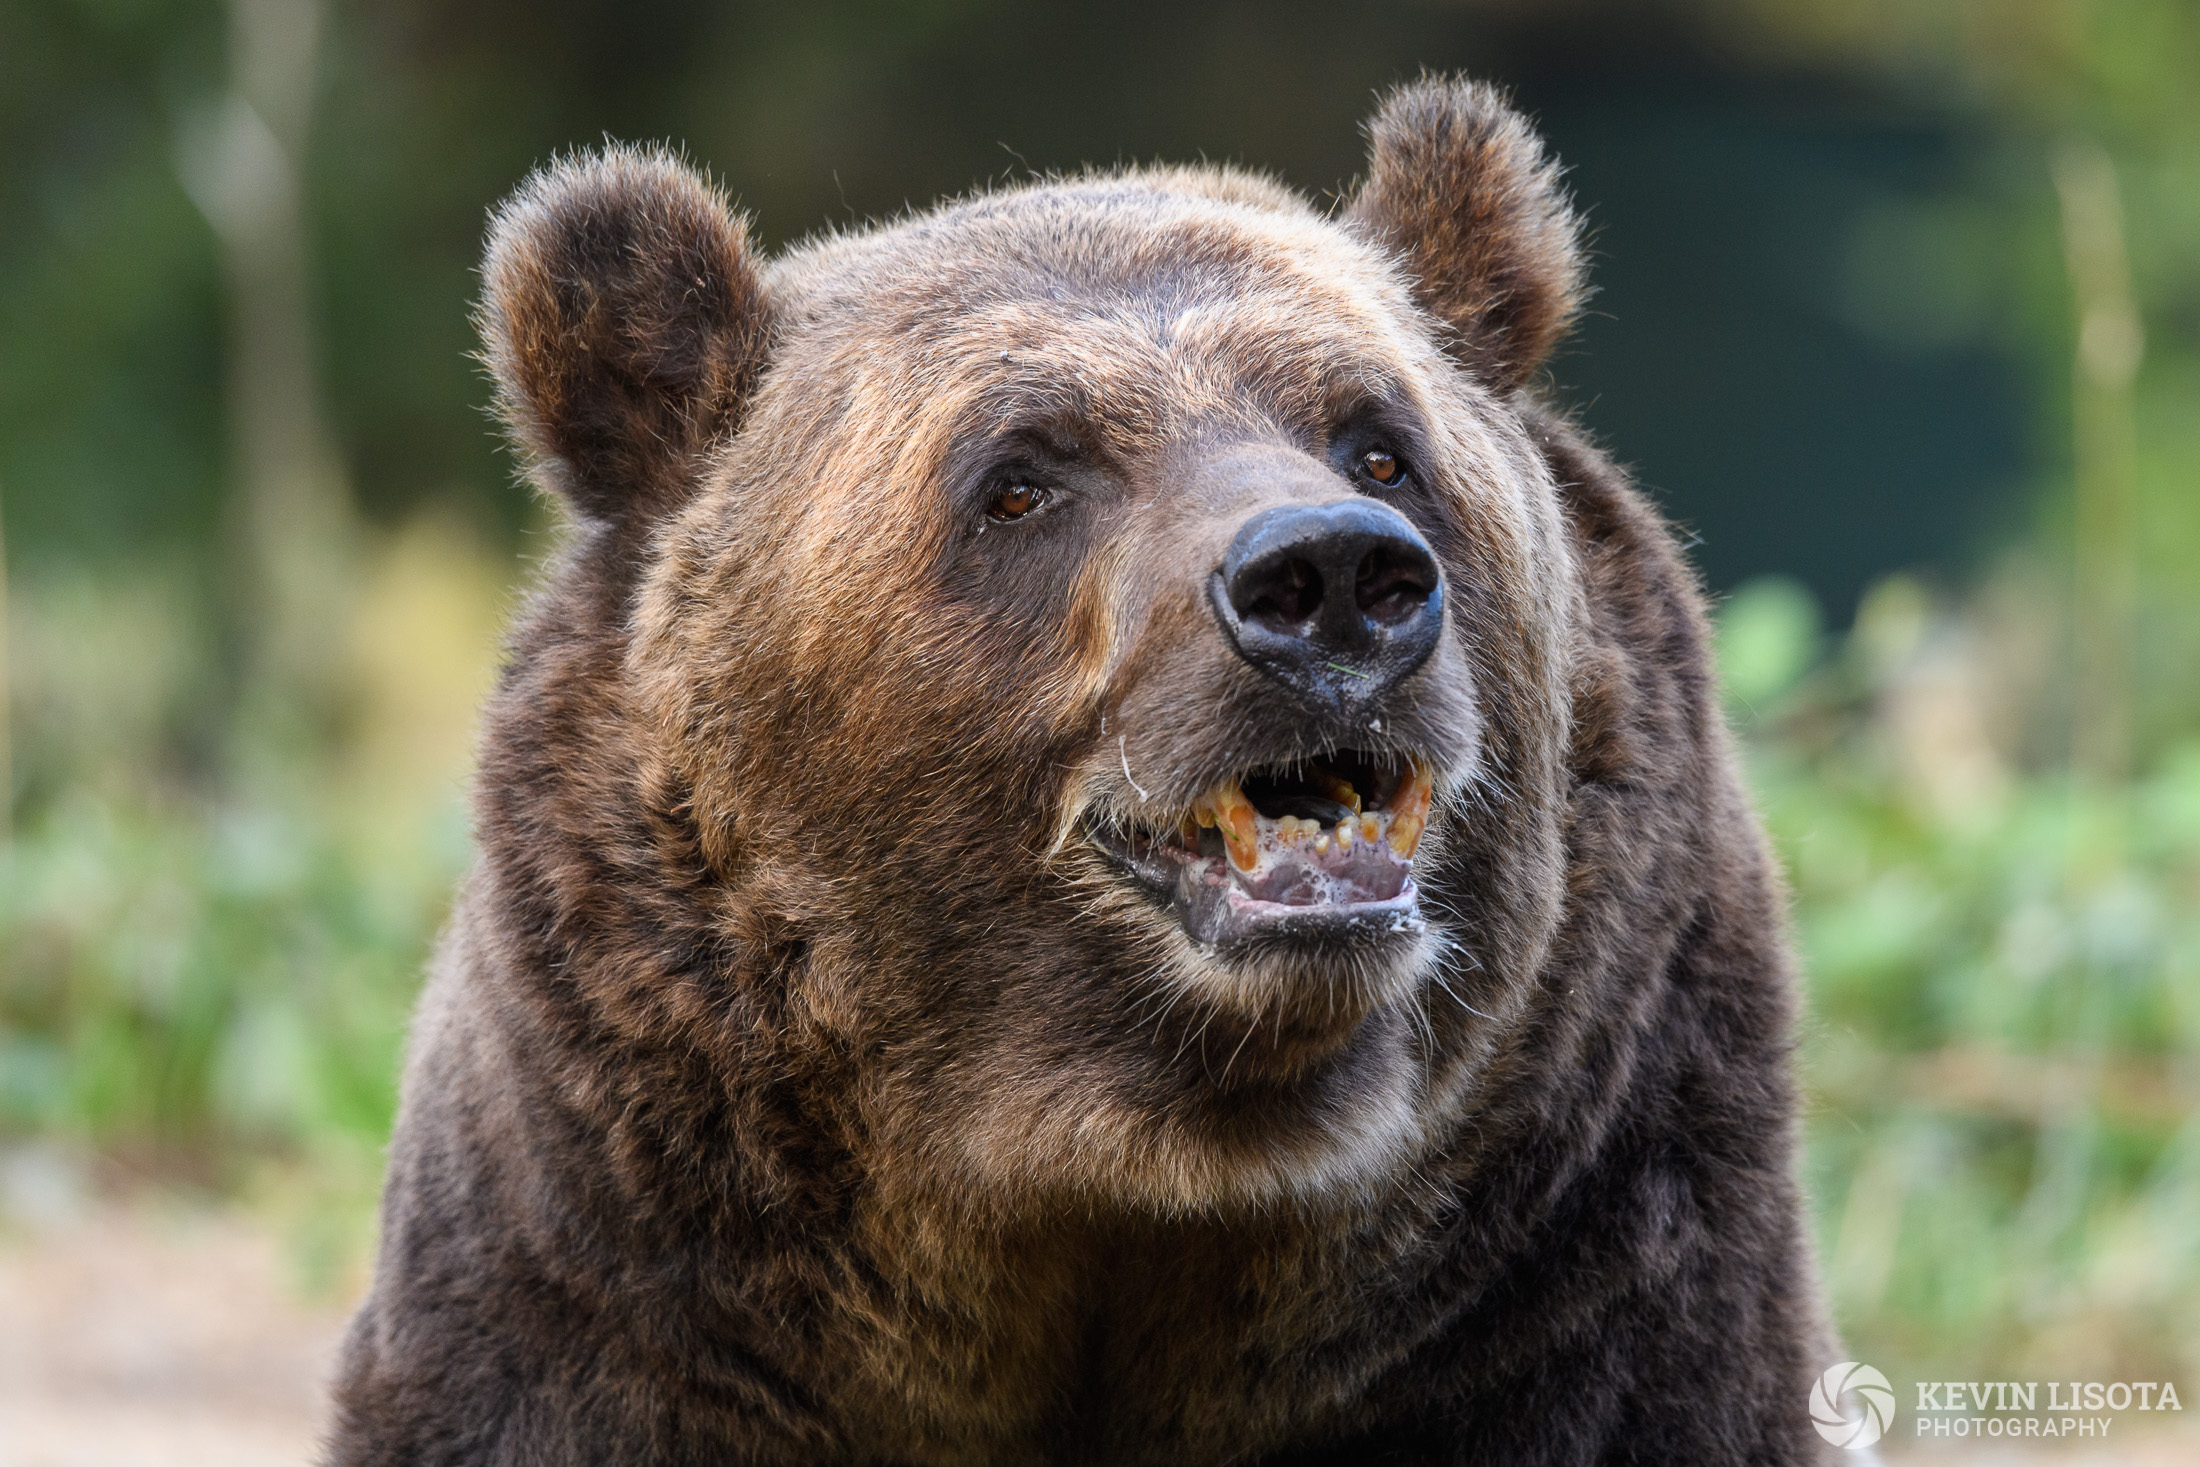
[
  {"left": 479, "top": 145, "right": 772, "bottom": 526},
  {"left": 1345, "top": 77, "right": 1585, "bottom": 395}
]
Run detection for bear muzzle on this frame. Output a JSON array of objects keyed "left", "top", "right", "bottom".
[{"left": 1076, "top": 449, "right": 1468, "bottom": 960}]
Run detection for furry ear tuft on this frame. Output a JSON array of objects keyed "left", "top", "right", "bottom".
[
  {"left": 1346, "top": 78, "right": 1586, "bottom": 394},
  {"left": 479, "top": 146, "right": 772, "bottom": 525}
]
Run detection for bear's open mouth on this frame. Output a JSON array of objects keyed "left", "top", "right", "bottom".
[{"left": 1087, "top": 750, "right": 1433, "bottom": 949}]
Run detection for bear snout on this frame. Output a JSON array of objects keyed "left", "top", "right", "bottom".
[{"left": 1211, "top": 497, "right": 1444, "bottom": 712}]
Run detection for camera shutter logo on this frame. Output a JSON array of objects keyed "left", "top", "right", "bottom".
[{"left": 1811, "top": 1362, "right": 1895, "bottom": 1449}]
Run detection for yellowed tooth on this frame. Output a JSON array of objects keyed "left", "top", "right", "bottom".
[
  {"left": 1210, "top": 777, "right": 1259, "bottom": 871},
  {"left": 1311, "top": 769, "right": 1362, "bottom": 813},
  {"left": 1389, "top": 812, "right": 1424, "bottom": 860},
  {"left": 1313, "top": 833, "right": 1332, "bottom": 855},
  {"left": 1395, "top": 757, "right": 1434, "bottom": 821},
  {"left": 1336, "top": 819, "right": 1355, "bottom": 849},
  {"left": 1386, "top": 758, "right": 1435, "bottom": 860},
  {"left": 1360, "top": 813, "right": 1380, "bottom": 843}
]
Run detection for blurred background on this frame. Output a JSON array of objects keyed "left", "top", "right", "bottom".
[{"left": 1, "top": 0, "right": 2196, "bottom": 1460}]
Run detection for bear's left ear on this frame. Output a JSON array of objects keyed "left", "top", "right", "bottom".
[
  {"left": 1345, "top": 77, "right": 1585, "bottom": 394},
  {"left": 480, "top": 145, "right": 773, "bottom": 527}
]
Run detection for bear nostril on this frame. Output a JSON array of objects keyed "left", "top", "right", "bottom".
[
  {"left": 1243, "top": 558, "right": 1324, "bottom": 631},
  {"left": 1355, "top": 547, "right": 1434, "bottom": 626}
]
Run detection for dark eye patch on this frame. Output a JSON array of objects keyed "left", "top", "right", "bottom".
[
  {"left": 1325, "top": 402, "right": 1426, "bottom": 492},
  {"left": 947, "top": 415, "right": 1094, "bottom": 531}
]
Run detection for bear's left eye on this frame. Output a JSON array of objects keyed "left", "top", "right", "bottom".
[{"left": 987, "top": 481, "right": 1048, "bottom": 522}]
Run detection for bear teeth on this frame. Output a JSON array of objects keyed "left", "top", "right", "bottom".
[
  {"left": 1388, "top": 758, "right": 1433, "bottom": 860},
  {"left": 1199, "top": 777, "right": 1261, "bottom": 872},
  {"left": 1178, "top": 757, "right": 1434, "bottom": 871}
]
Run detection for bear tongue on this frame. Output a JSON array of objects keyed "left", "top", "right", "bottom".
[
  {"left": 1231, "top": 834, "right": 1411, "bottom": 907},
  {"left": 1169, "top": 838, "right": 1418, "bottom": 949}
]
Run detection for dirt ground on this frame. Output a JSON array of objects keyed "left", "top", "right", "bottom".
[
  {"left": 0, "top": 1201, "right": 353, "bottom": 1467},
  {"left": 0, "top": 1198, "right": 2191, "bottom": 1466}
]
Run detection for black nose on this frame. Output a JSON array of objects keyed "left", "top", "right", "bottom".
[{"left": 1212, "top": 499, "right": 1444, "bottom": 707}]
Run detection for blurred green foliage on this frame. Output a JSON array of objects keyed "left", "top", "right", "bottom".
[
  {"left": 1, "top": 0, "right": 2197, "bottom": 1398},
  {"left": 1726, "top": 573, "right": 2200, "bottom": 1382},
  {"left": 0, "top": 789, "right": 458, "bottom": 1160}
]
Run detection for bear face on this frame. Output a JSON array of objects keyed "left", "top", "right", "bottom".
[
  {"left": 340, "top": 77, "right": 1834, "bottom": 1467},
  {"left": 604, "top": 165, "right": 1581, "bottom": 1212}
]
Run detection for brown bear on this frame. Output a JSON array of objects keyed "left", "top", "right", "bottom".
[{"left": 328, "top": 77, "right": 1847, "bottom": 1465}]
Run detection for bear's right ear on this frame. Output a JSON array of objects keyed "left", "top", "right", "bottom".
[
  {"left": 1345, "top": 78, "right": 1585, "bottom": 395},
  {"left": 479, "top": 146, "right": 772, "bottom": 526}
]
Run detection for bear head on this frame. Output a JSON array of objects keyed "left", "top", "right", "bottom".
[{"left": 478, "top": 77, "right": 1590, "bottom": 1215}]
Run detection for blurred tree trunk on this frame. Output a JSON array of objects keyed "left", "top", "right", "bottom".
[
  {"left": 177, "top": 0, "right": 356, "bottom": 747},
  {"left": 2053, "top": 141, "right": 2141, "bottom": 791},
  {"left": 1, "top": 498, "right": 10, "bottom": 838}
]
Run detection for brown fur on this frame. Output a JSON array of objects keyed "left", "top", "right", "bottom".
[{"left": 329, "top": 76, "right": 1844, "bottom": 1465}]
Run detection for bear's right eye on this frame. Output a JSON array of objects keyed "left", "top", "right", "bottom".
[
  {"left": 1360, "top": 448, "right": 1404, "bottom": 486},
  {"left": 987, "top": 481, "right": 1047, "bottom": 522}
]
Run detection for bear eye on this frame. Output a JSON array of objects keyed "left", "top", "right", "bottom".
[
  {"left": 987, "top": 481, "right": 1047, "bottom": 522},
  {"left": 1360, "top": 448, "right": 1404, "bottom": 486}
]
